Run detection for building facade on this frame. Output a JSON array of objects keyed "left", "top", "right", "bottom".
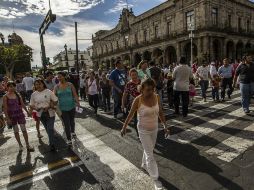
[
  {"left": 92, "top": 0, "right": 254, "bottom": 70},
  {"left": 51, "top": 48, "right": 93, "bottom": 71}
]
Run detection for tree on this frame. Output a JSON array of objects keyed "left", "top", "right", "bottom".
[{"left": 0, "top": 44, "right": 33, "bottom": 79}]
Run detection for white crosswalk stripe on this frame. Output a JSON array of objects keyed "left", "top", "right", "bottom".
[
  {"left": 164, "top": 89, "right": 254, "bottom": 163},
  {"left": 206, "top": 123, "right": 254, "bottom": 162},
  {"left": 54, "top": 122, "right": 156, "bottom": 190},
  {"left": 168, "top": 107, "right": 244, "bottom": 144}
]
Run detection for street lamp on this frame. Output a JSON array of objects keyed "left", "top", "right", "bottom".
[
  {"left": 64, "top": 44, "right": 69, "bottom": 73},
  {"left": 0, "top": 33, "right": 4, "bottom": 45},
  {"left": 188, "top": 23, "right": 194, "bottom": 68}
]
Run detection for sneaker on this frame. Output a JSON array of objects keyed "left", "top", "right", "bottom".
[
  {"left": 141, "top": 164, "right": 148, "bottom": 172},
  {"left": 154, "top": 180, "right": 163, "bottom": 190},
  {"left": 71, "top": 133, "right": 77, "bottom": 139},
  {"left": 244, "top": 110, "right": 250, "bottom": 114}
]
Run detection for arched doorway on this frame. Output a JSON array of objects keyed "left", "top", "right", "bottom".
[
  {"left": 165, "top": 46, "right": 177, "bottom": 65},
  {"left": 123, "top": 54, "right": 130, "bottom": 66},
  {"left": 152, "top": 48, "right": 163, "bottom": 66},
  {"left": 134, "top": 53, "right": 142, "bottom": 67},
  {"left": 236, "top": 41, "right": 244, "bottom": 60},
  {"left": 142, "top": 51, "right": 152, "bottom": 61},
  {"left": 106, "top": 60, "right": 110, "bottom": 70},
  {"left": 226, "top": 41, "right": 235, "bottom": 60},
  {"left": 246, "top": 42, "right": 252, "bottom": 54},
  {"left": 212, "top": 39, "right": 221, "bottom": 61},
  {"left": 184, "top": 42, "right": 197, "bottom": 65}
]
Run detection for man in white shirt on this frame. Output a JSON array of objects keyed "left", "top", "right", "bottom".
[
  {"left": 196, "top": 61, "right": 211, "bottom": 102},
  {"left": 22, "top": 72, "right": 34, "bottom": 102},
  {"left": 173, "top": 57, "right": 193, "bottom": 117},
  {"left": 210, "top": 61, "right": 217, "bottom": 79}
]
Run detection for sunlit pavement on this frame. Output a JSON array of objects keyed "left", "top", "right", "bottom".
[{"left": 0, "top": 90, "right": 254, "bottom": 190}]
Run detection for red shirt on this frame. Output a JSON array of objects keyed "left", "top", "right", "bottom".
[{"left": 124, "top": 80, "right": 141, "bottom": 98}]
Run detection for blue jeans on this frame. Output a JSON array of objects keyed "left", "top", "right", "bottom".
[
  {"left": 251, "top": 82, "right": 254, "bottom": 96},
  {"left": 200, "top": 80, "right": 209, "bottom": 99},
  {"left": 240, "top": 83, "right": 251, "bottom": 112},
  {"left": 212, "top": 87, "right": 219, "bottom": 100},
  {"left": 40, "top": 113, "right": 55, "bottom": 146}
]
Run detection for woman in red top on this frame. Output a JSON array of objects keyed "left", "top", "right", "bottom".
[{"left": 122, "top": 68, "right": 141, "bottom": 136}]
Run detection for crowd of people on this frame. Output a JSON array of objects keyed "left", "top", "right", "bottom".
[{"left": 0, "top": 54, "right": 254, "bottom": 190}]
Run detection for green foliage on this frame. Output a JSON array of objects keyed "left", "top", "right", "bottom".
[{"left": 0, "top": 44, "right": 33, "bottom": 78}]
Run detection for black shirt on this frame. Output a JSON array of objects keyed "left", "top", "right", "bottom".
[
  {"left": 235, "top": 63, "right": 254, "bottom": 84},
  {"left": 69, "top": 72, "right": 80, "bottom": 90},
  {"left": 150, "top": 66, "right": 161, "bottom": 82},
  {"left": 150, "top": 66, "right": 163, "bottom": 90}
]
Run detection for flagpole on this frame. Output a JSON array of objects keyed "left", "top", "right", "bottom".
[{"left": 126, "top": 0, "right": 129, "bottom": 9}]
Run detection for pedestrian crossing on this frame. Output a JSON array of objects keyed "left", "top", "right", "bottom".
[
  {"left": 81, "top": 90, "right": 254, "bottom": 164},
  {"left": 54, "top": 122, "right": 155, "bottom": 190},
  {"left": 1, "top": 90, "right": 253, "bottom": 189},
  {"left": 206, "top": 123, "right": 254, "bottom": 162},
  {"left": 165, "top": 90, "right": 254, "bottom": 163}
]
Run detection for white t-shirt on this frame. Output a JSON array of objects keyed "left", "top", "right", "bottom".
[
  {"left": 173, "top": 65, "right": 193, "bottom": 91},
  {"left": 196, "top": 66, "right": 210, "bottom": 81},
  {"left": 87, "top": 79, "right": 98, "bottom": 95},
  {"left": 30, "top": 89, "right": 58, "bottom": 117},
  {"left": 22, "top": 77, "right": 34, "bottom": 91},
  {"left": 210, "top": 65, "right": 217, "bottom": 78}
]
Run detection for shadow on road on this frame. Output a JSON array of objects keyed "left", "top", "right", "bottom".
[
  {"left": 155, "top": 130, "right": 244, "bottom": 190},
  {"left": 72, "top": 136, "right": 116, "bottom": 190}
]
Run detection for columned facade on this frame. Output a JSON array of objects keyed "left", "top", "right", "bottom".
[{"left": 92, "top": 0, "right": 254, "bottom": 70}]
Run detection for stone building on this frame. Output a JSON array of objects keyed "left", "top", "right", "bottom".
[
  {"left": 52, "top": 48, "right": 93, "bottom": 71},
  {"left": 92, "top": 0, "right": 254, "bottom": 69}
]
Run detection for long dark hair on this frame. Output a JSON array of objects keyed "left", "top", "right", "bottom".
[{"left": 6, "top": 81, "right": 22, "bottom": 105}]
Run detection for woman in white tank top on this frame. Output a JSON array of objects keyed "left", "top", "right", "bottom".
[
  {"left": 121, "top": 78, "right": 168, "bottom": 190},
  {"left": 85, "top": 71, "right": 99, "bottom": 115}
]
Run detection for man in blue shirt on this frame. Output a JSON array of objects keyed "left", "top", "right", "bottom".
[
  {"left": 218, "top": 58, "right": 234, "bottom": 101},
  {"left": 109, "top": 60, "right": 127, "bottom": 118}
]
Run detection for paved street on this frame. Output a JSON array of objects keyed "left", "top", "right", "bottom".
[{"left": 0, "top": 90, "right": 254, "bottom": 190}]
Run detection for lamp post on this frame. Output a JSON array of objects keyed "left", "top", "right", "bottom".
[
  {"left": 64, "top": 44, "right": 69, "bottom": 73},
  {"left": 0, "top": 33, "right": 4, "bottom": 45},
  {"left": 188, "top": 23, "right": 194, "bottom": 68}
]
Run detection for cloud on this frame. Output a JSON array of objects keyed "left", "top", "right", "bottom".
[
  {"left": 105, "top": 0, "right": 133, "bottom": 14},
  {"left": 0, "top": 19, "right": 111, "bottom": 66},
  {"left": 0, "top": 0, "right": 104, "bottom": 19}
]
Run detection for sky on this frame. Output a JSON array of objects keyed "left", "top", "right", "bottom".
[{"left": 0, "top": 0, "right": 167, "bottom": 67}]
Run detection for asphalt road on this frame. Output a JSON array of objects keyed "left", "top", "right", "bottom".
[{"left": 0, "top": 89, "right": 254, "bottom": 190}]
